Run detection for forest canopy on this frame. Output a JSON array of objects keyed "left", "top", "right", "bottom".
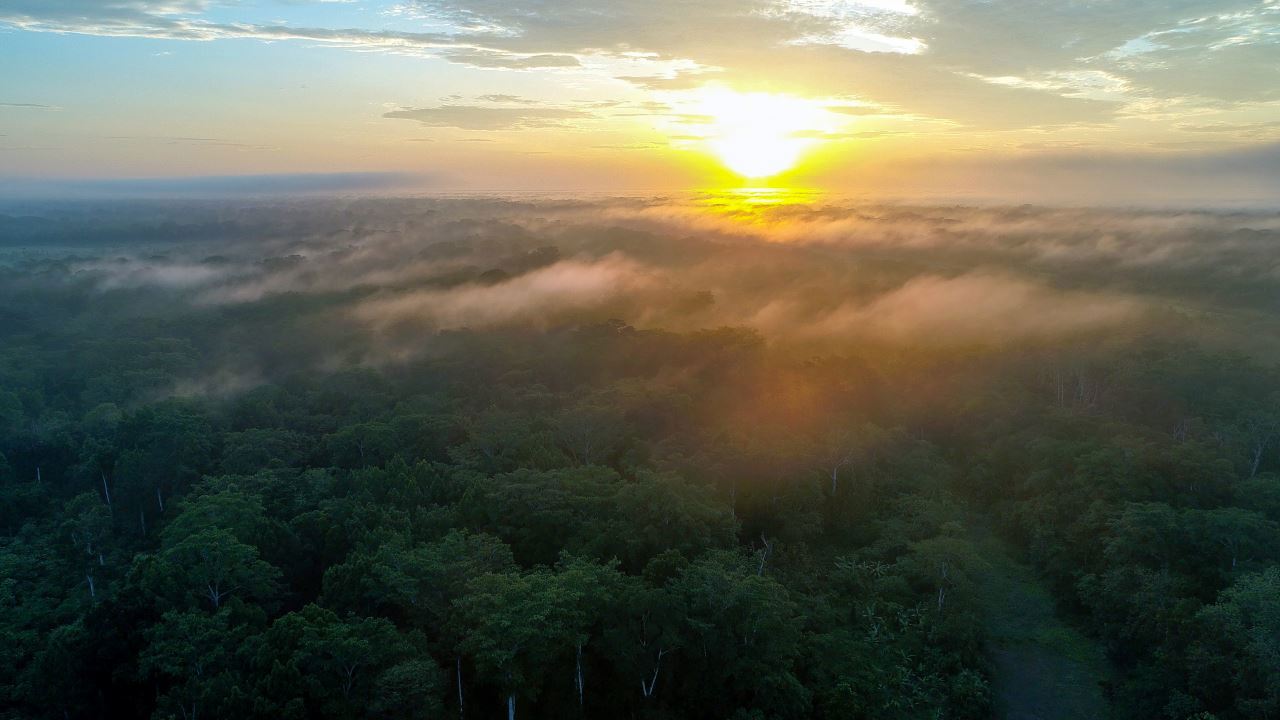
[{"left": 2, "top": 194, "right": 1280, "bottom": 719}]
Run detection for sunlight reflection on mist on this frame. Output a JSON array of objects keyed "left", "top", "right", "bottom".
[{"left": 690, "top": 187, "right": 826, "bottom": 228}]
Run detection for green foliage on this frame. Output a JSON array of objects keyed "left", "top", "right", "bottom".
[{"left": 5, "top": 225, "right": 1280, "bottom": 720}]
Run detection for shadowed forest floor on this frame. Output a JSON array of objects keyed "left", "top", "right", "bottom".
[{"left": 970, "top": 524, "right": 1113, "bottom": 720}]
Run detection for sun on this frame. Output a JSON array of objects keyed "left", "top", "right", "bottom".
[{"left": 691, "top": 89, "right": 835, "bottom": 180}]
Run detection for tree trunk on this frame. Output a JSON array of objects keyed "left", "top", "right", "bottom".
[
  {"left": 757, "top": 534, "right": 772, "bottom": 576},
  {"left": 157, "top": 486, "right": 165, "bottom": 512},
  {"left": 456, "top": 655, "right": 464, "bottom": 719},
  {"left": 641, "top": 648, "right": 667, "bottom": 698},
  {"left": 86, "top": 574, "right": 95, "bottom": 599},
  {"left": 507, "top": 694, "right": 515, "bottom": 720},
  {"left": 101, "top": 472, "right": 112, "bottom": 510},
  {"left": 575, "top": 644, "right": 584, "bottom": 707}
]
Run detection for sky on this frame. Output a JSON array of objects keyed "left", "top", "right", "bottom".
[{"left": 1, "top": 0, "right": 1278, "bottom": 201}]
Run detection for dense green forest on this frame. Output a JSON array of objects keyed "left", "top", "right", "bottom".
[{"left": 2, "top": 196, "right": 1280, "bottom": 719}]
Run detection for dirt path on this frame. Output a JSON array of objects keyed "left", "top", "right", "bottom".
[{"left": 969, "top": 526, "right": 1113, "bottom": 720}]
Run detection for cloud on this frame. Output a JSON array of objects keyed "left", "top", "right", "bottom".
[
  {"left": 4, "top": 0, "right": 1276, "bottom": 136},
  {"left": 351, "top": 254, "right": 653, "bottom": 333},
  {"left": 477, "top": 94, "right": 538, "bottom": 104},
  {"left": 383, "top": 105, "right": 592, "bottom": 130},
  {"left": 18, "top": 193, "right": 1280, "bottom": 377},
  {"left": 0, "top": 172, "right": 431, "bottom": 199},
  {"left": 767, "top": 273, "right": 1143, "bottom": 344},
  {"left": 1177, "top": 120, "right": 1280, "bottom": 136},
  {"left": 436, "top": 49, "right": 581, "bottom": 69},
  {"left": 101, "top": 135, "right": 276, "bottom": 150},
  {"left": 0, "top": 102, "right": 62, "bottom": 110},
  {"left": 615, "top": 74, "right": 721, "bottom": 91},
  {"left": 1103, "top": 3, "right": 1280, "bottom": 103}
]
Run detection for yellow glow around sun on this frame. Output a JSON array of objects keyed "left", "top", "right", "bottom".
[{"left": 689, "top": 89, "right": 837, "bottom": 180}]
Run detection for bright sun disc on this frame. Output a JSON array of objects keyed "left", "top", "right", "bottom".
[{"left": 694, "top": 89, "right": 833, "bottom": 180}]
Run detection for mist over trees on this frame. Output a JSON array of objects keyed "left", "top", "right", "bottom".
[{"left": 2, "top": 195, "right": 1280, "bottom": 719}]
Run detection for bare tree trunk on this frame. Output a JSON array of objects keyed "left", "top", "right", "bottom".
[
  {"left": 456, "top": 655, "right": 464, "bottom": 719},
  {"left": 507, "top": 694, "right": 515, "bottom": 720},
  {"left": 1251, "top": 440, "right": 1266, "bottom": 479},
  {"left": 157, "top": 486, "right": 165, "bottom": 513},
  {"left": 641, "top": 648, "right": 667, "bottom": 698},
  {"left": 139, "top": 509, "right": 147, "bottom": 536},
  {"left": 86, "top": 574, "right": 95, "bottom": 599},
  {"left": 342, "top": 665, "right": 358, "bottom": 700},
  {"left": 757, "top": 534, "right": 773, "bottom": 576},
  {"left": 101, "top": 472, "right": 112, "bottom": 510},
  {"left": 575, "top": 644, "right": 584, "bottom": 707},
  {"left": 936, "top": 562, "right": 949, "bottom": 612}
]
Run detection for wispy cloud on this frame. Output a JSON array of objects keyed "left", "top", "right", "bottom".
[
  {"left": 1, "top": 0, "right": 1277, "bottom": 146},
  {"left": 0, "top": 102, "right": 62, "bottom": 110},
  {"left": 0, "top": 172, "right": 432, "bottom": 198},
  {"left": 383, "top": 105, "right": 592, "bottom": 131}
]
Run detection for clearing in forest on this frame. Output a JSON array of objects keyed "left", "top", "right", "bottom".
[{"left": 971, "top": 527, "right": 1113, "bottom": 720}]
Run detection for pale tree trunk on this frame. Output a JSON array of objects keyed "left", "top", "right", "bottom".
[
  {"left": 342, "top": 664, "right": 357, "bottom": 699},
  {"left": 640, "top": 648, "right": 667, "bottom": 698},
  {"left": 456, "top": 655, "right": 464, "bottom": 719},
  {"left": 86, "top": 574, "right": 96, "bottom": 599},
  {"left": 157, "top": 486, "right": 165, "bottom": 512},
  {"left": 1251, "top": 439, "right": 1267, "bottom": 479},
  {"left": 1221, "top": 537, "right": 1241, "bottom": 570},
  {"left": 936, "top": 561, "right": 949, "bottom": 612},
  {"left": 101, "top": 472, "right": 112, "bottom": 511},
  {"left": 207, "top": 582, "right": 223, "bottom": 609},
  {"left": 575, "top": 644, "right": 584, "bottom": 707},
  {"left": 757, "top": 534, "right": 773, "bottom": 576},
  {"left": 507, "top": 694, "right": 515, "bottom": 720}
]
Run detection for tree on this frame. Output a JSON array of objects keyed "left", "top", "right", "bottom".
[
  {"left": 159, "top": 528, "right": 280, "bottom": 611},
  {"left": 372, "top": 658, "right": 448, "bottom": 719},
  {"left": 663, "top": 551, "right": 810, "bottom": 718},
  {"left": 245, "top": 605, "right": 420, "bottom": 718},
  {"left": 1197, "top": 568, "right": 1280, "bottom": 717},
  {"left": 454, "top": 569, "right": 571, "bottom": 719},
  {"left": 140, "top": 608, "right": 252, "bottom": 720},
  {"left": 553, "top": 401, "right": 625, "bottom": 467}
]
